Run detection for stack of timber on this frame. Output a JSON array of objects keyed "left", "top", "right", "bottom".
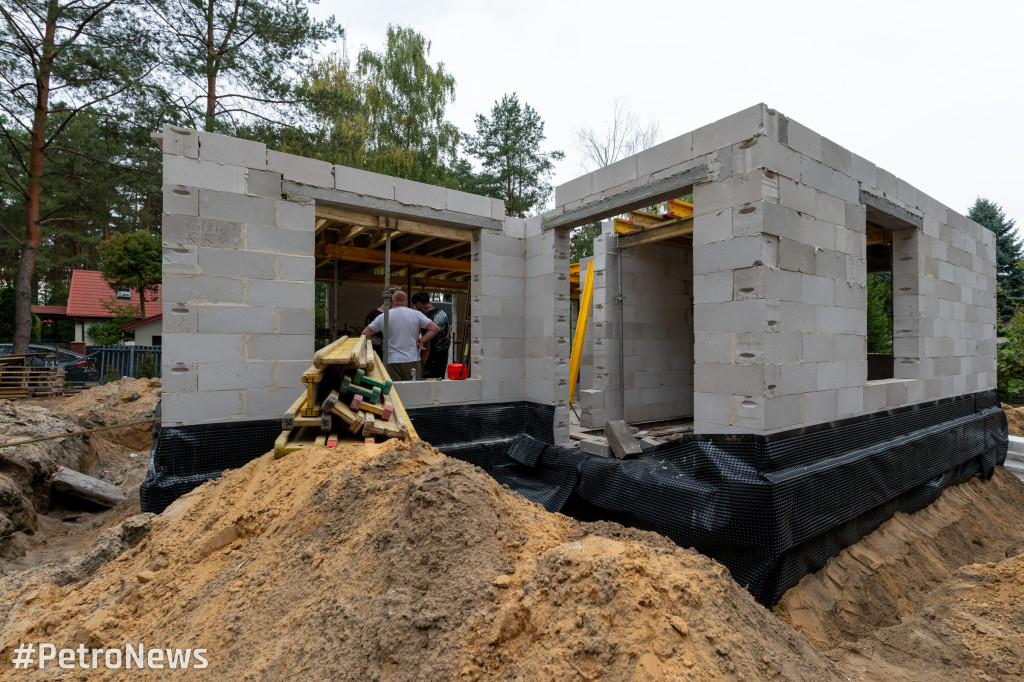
[
  {"left": 0, "top": 354, "right": 64, "bottom": 399},
  {"left": 274, "top": 336, "right": 416, "bottom": 457}
]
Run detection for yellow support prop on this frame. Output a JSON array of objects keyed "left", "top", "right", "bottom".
[{"left": 569, "top": 260, "right": 594, "bottom": 405}]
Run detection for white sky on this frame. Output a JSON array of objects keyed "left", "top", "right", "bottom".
[{"left": 312, "top": 0, "right": 1023, "bottom": 227}]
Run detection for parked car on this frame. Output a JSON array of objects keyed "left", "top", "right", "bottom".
[{"left": 0, "top": 344, "right": 99, "bottom": 383}]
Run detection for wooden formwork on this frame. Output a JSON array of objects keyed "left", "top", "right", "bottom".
[{"left": 275, "top": 338, "right": 416, "bottom": 457}]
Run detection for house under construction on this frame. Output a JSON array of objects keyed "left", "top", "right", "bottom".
[{"left": 145, "top": 103, "right": 1007, "bottom": 604}]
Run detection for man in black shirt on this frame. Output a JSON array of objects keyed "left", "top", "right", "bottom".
[
  {"left": 364, "top": 300, "right": 388, "bottom": 353},
  {"left": 411, "top": 292, "right": 450, "bottom": 379}
]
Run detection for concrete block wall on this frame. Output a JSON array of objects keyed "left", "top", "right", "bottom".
[
  {"left": 162, "top": 126, "right": 559, "bottom": 431},
  {"left": 579, "top": 230, "right": 694, "bottom": 428},
  {"left": 161, "top": 126, "right": 313, "bottom": 427},
  {"left": 552, "top": 104, "right": 996, "bottom": 435},
  {"left": 524, "top": 217, "right": 571, "bottom": 442}
]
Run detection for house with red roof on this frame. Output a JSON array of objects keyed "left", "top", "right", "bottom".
[{"left": 64, "top": 270, "right": 162, "bottom": 346}]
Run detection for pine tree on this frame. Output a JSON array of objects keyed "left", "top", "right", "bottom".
[
  {"left": 465, "top": 93, "right": 564, "bottom": 217},
  {"left": 1, "top": 0, "right": 156, "bottom": 353},
  {"left": 968, "top": 198, "right": 1023, "bottom": 320}
]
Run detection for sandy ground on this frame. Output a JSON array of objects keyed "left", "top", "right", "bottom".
[{"left": 0, "top": 392, "right": 1021, "bottom": 680}]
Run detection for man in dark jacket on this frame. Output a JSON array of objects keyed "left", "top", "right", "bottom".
[{"left": 411, "top": 292, "right": 450, "bottom": 379}]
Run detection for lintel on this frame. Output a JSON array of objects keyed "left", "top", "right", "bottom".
[
  {"left": 284, "top": 180, "right": 504, "bottom": 232},
  {"left": 541, "top": 163, "right": 709, "bottom": 232},
  {"left": 860, "top": 189, "right": 924, "bottom": 230}
]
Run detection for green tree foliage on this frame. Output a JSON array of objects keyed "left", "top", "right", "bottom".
[
  {"left": 357, "top": 25, "right": 460, "bottom": 184},
  {"left": 0, "top": 0, "right": 156, "bottom": 353},
  {"left": 866, "top": 272, "right": 893, "bottom": 353},
  {"left": 145, "top": 0, "right": 341, "bottom": 133},
  {"left": 968, "top": 198, "right": 1023, "bottom": 321},
  {"left": 98, "top": 231, "right": 161, "bottom": 318},
  {"left": 464, "top": 93, "right": 564, "bottom": 217},
  {"left": 244, "top": 52, "right": 369, "bottom": 168},
  {"left": 997, "top": 306, "right": 1024, "bottom": 402},
  {"left": 570, "top": 223, "right": 602, "bottom": 264},
  {"left": 87, "top": 299, "right": 140, "bottom": 345}
]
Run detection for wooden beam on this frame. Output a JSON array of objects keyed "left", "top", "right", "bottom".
[
  {"left": 321, "top": 270, "right": 470, "bottom": 291},
  {"left": 314, "top": 205, "right": 474, "bottom": 242},
  {"left": 321, "top": 244, "right": 471, "bottom": 273},
  {"left": 617, "top": 217, "right": 694, "bottom": 249}
]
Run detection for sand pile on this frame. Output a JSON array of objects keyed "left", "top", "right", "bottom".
[
  {"left": 53, "top": 378, "right": 160, "bottom": 451},
  {"left": 0, "top": 440, "right": 843, "bottom": 681},
  {"left": 1002, "top": 403, "right": 1024, "bottom": 436},
  {"left": 776, "top": 467, "right": 1024, "bottom": 680}
]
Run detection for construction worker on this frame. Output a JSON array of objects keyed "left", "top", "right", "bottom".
[
  {"left": 411, "top": 292, "right": 451, "bottom": 379},
  {"left": 361, "top": 290, "right": 439, "bottom": 381}
]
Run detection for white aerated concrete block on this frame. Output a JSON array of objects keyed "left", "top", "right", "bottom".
[
  {"left": 334, "top": 164, "right": 394, "bottom": 200},
  {"left": 164, "top": 274, "right": 244, "bottom": 304},
  {"left": 246, "top": 169, "right": 282, "bottom": 199},
  {"left": 164, "top": 185, "right": 199, "bottom": 216},
  {"left": 163, "top": 333, "right": 244, "bottom": 364},
  {"left": 162, "top": 126, "right": 198, "bottom": 158},
  {"left": 446, "top": 188, "right": 492, "bottom": 216},
  {"left": 162, "top": 302, "right": 198, "bottom": 333},
  {"left": 245, "top": 224, "right": 312, "bottom": 256},
  {"left": 395, "top": 177, "right": 446, "bottom": 210},
  {"left": 266, "top": 149, "right": 333, "bottom": 186},
  {"left": 165, "top": 155, "right": 245, "bottom": 193},
  {"left": 246, "top": 279, "right": 311, "bottom": 309},
  {"left": 198, "top": 248, "right": 275, "bottom": 280},
  {"left": 197, "top": 305, "right": 275, "bottom": 334},
  {"left": 249, "top": 334, "right": 311, "bottom": 361},
  {"left": 161, "top": 362, "right": 198, "bottom": 393},
  {"left": 246, "top": 387, "right": 304, "bottom": 420},
  {"left": 162, "top": 390, "right": 244, "bottom": 426},
  {"left": 199, "top": 131, "right": 266, "bottom": 168},
  {"left": 198, "top": 361, "right": 273, "bottom": 391}
]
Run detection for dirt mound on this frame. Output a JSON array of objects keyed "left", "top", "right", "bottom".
[
  {"left": 1002, "top": 403, "right": 1024, "bottom": 436},
  {"left": 1, "top": 385, "right": 153, "bottom": 575},
  {"left": 0, "top": 441, "right": 843, "bottom": 681},
  {"left": 53, "top": 377, "right": 160, "bottom": 451},
  {"left": 0, "top": 401, "right": 99, "bottom": 555},
  {"left": 776, "top": 467, "right": 1024, "bottom": 679}
]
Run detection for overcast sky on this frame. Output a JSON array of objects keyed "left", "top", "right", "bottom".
[{"left": 312, "top": 0, "right": 1023, "bottom": 227}]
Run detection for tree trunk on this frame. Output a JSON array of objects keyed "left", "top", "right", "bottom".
[
  {"left": 13, "top": 0, "right": 58, "bottom": 354},
  {"left": 205, "top": 0, "right": 216, "bottom": 132}
]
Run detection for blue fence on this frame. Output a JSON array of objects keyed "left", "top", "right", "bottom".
[{"left": 88, "top": 345, "right": 162, "bottom": 381}]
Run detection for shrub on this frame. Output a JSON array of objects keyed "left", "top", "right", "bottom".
[
  {"left": 997, "top": 306, "right": 1024, "bottom": 402},
  {"left": 137, "top": 352, "right": 158, "bottom": 379}
]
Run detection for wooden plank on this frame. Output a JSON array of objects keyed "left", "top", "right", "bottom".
[
  {"left": 315, "top": 205, "right": 475, "bottom": 242},
  {"left": 312, "top": 336, "right": 350, "bottom": 369},
  {"left": 321, "top": 244, "right": 470, "bottom": 273},
  {"left": 617, "top": 217, "right": 693, "bottom": 249},
  {"left": 51, "top": 466, "right": 126, "bottom": 508},
  {"left": 314, "top": 271, "right": 471, "bottom": 292}
]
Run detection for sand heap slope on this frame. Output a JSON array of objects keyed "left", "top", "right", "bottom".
[
  {"left": 0, "top": 440, "right": 842, "bottom": 681},
  {"left": 52, "top": 377, "right": 160, "bottom": 451},
  {"left": 776, "top": 467, "right": 1024, "bottom": 681}
]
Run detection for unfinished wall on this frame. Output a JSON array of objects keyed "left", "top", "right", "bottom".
[
  {"left": 161, "top": 126, "right": 571, "bottom": 442},
  {"left": 160, "top": 127, "right": 314, "bottom": 427},
  {"left": 551, "top": 103, "right": 996, "bottom": 436},
  {"left": 579, "top": 230, "right": 694, "bottom": 427}
]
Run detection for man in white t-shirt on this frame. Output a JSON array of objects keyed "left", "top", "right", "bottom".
[{"left": 361, "top": 290, "right": 439, "bottom": 381}]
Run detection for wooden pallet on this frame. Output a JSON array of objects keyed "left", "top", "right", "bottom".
[{"left": 0, "top": 364, "right": 64, "bottom": 399}]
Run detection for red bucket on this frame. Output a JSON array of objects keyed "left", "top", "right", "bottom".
[{"left": 447, "top": 363, "right": 468, "bottom": 380}]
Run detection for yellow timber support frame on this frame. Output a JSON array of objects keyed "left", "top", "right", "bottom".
[{"left": 569, "top": 259, "right": 595, "bottom": 405}]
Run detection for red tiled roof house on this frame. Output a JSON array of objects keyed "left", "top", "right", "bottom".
[{"left": 65, "top": 270, "right": 163, "bottom": 345}]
